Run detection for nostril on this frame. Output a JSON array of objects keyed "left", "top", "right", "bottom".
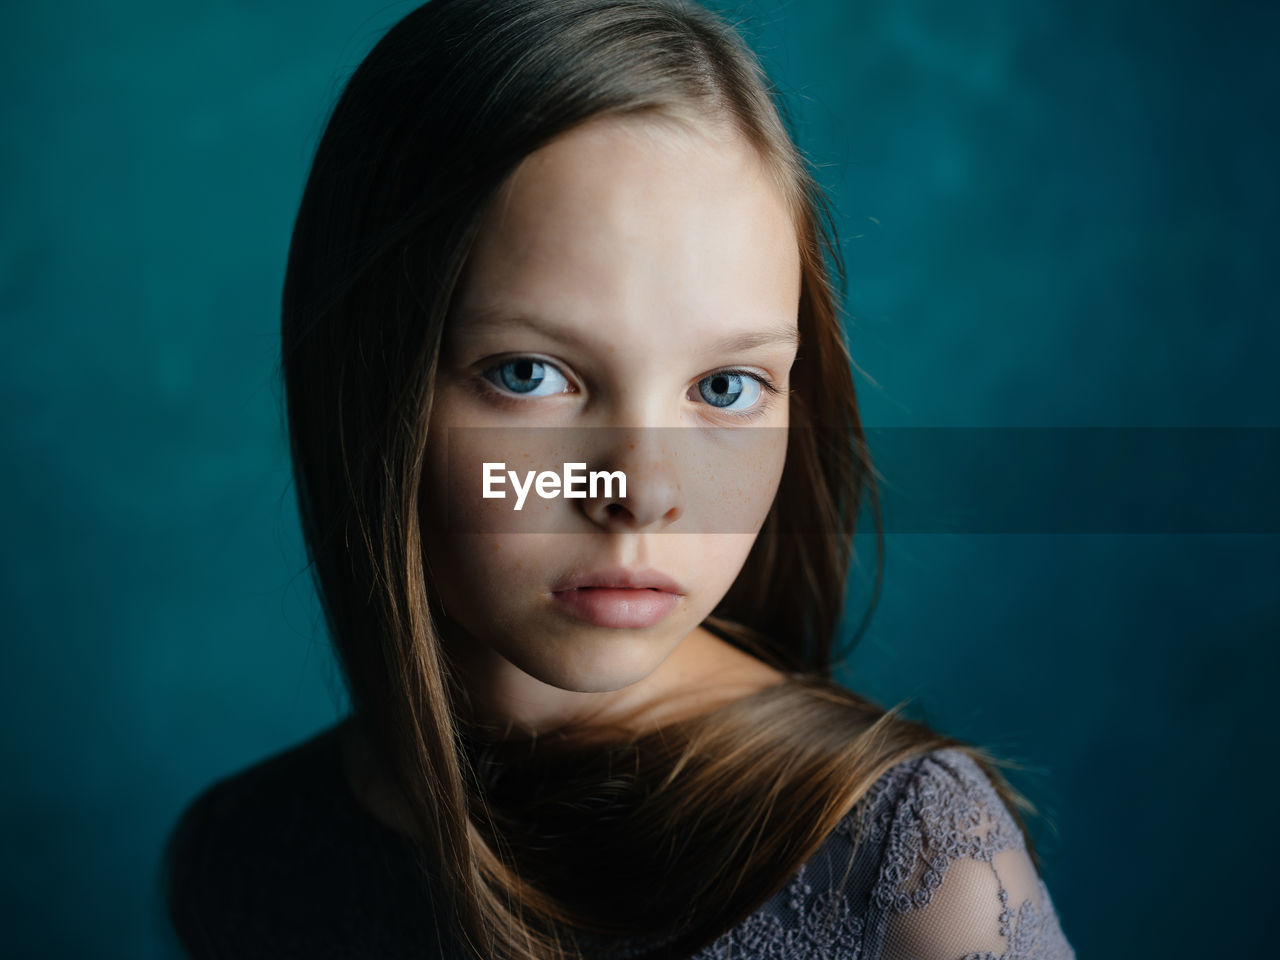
[{"left": 605, "top": 503, "right": 628, "bottom": 519}]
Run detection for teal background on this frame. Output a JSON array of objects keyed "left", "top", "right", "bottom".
[{"left": 2, "top": 0, "right": 1276, "bottom": 956}]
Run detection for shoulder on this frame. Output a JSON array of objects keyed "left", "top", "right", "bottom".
[
  {"left": 681, "top": 747, "right": 1030, "bottom": 960},
  {"left": 687, "top": 747, "right": 1076, "bottom": 960},
  {"left": 860, "top": 747, "right": 1077, "bottom": 960},
  {"left": 870, "top": 747, "right": 1025, "bottom": 886},
  {"left": 163, "top": 723, "right": 428, "bottom": 958},
  {"left": 164, "top": 725, "right": 345, "bottom": 882}
]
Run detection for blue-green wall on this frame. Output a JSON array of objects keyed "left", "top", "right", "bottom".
[{"left": 2, "top": 1, "right": 1275, "bottom": 956}]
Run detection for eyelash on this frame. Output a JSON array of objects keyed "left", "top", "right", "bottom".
[
  {"left": 474, "top": 356, "right": 781, "bottom": 418},
  {"left": 473, "top": 356, "right": 578, "bottom": 408},
  {"left": 699, "top": 368, "right": 781, "bottom": 421}
]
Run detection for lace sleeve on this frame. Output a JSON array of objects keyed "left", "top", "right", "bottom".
[{"left": 865, "top": 748, "right": 1075, "bottom": 960}]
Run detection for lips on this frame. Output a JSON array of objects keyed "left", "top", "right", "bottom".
[
  {"left": 549, "top": 567, "right": 685, "bottom": 628},
  {"left": 550, "top": 567, "right": 685, "bottom": 594}
]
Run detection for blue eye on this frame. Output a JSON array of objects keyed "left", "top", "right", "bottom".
[
  {"left": 483, "top": 358, "right": 572, "bottom": 397},
  {"left": 695, "top": 371, "right": 763, "bottom": 411}
]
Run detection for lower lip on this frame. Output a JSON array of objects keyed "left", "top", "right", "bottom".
[{"left": 550, "top": 588, "right": 681, "bottom": 629}]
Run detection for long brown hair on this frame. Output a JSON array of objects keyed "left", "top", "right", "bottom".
[{"left": 280, "top": 1, "right": 1038, "bottom": 957}]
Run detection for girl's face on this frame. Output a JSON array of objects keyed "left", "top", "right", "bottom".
[{"left": 421, "top": 114, "right": 800, "bottom": 724}]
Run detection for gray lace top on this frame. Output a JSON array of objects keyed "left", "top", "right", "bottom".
[{"left": 164, "top": 727, "right": 1075, "bottom": 959}]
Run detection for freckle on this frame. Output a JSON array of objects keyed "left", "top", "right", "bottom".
[
  {"left": 629, "top": 443, "right": 636, "bottom": 451},
  {"left": 491, "top": 543, "right": 502, "bottom": 552}
]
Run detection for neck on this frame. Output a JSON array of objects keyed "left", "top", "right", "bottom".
[{"left": 441, "top": 620, "right": 789, "bottom": 743}]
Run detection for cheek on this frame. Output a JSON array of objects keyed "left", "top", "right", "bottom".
[
  {"left": 676, "top": 434, "right": 785, "bottom": 600},
  {"left": 685, "top": 533, "right": 762, "bottom": 584},
  {"left": 425, "top": 532, "right": 550, "bottom": 609},
  {"left": 420, "top": 438, "right": 553, "bottom": 613},
  {"left": 681, "top": 425, "right": 788, "bottom": 535},
  {"left": 426, "top": 413, "right": 592, "bottom": 536},
  {"left": 759, "top": 428, "right": 789, "bottom": 519}
]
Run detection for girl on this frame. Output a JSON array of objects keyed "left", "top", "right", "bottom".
[{"left": 164, "top": 1, "right": 1076, "bottom": 958}]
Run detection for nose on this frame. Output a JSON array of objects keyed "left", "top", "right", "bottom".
[{"left": 581, "top": 430, "right": 683, "bottom": 532}]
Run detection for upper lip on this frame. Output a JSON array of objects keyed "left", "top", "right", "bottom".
[{"left": 551, "top": 567, "right": 685, "bottom": 595}]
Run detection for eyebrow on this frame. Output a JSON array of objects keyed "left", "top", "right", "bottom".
[
  {"left": 456, "top": 308, "right": 800, "bottom": 355},
  {"left": 710, "top": 326, "right": 801, "bottom": 354}
]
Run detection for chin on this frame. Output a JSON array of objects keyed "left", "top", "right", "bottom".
[
  {"left": 523, "top": 631, "right": 667, "bottom": 694},
  {"left": 548, "top": 672, "right": 649, "bottom": 695}
]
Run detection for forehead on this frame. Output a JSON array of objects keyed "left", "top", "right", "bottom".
[{"left": 451, "top": 114, "right": 801, "bottom": 338}]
